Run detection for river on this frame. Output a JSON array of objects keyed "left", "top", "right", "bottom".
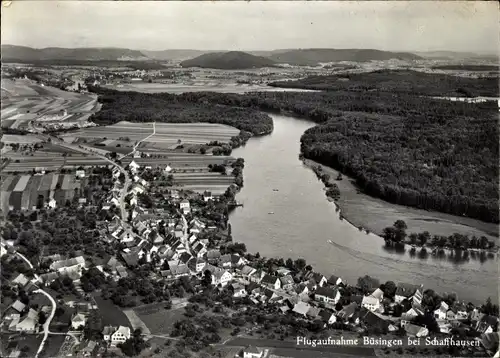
[{"left": 229, "top": 114, "right": 498, "bottom": 304}]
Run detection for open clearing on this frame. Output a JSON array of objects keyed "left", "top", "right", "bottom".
[
  {"left": 134, "top": 307, "right": 185, "bottom": 335},
  {"left": 93, "top": 296, "right": 131, "bottom": 328}
]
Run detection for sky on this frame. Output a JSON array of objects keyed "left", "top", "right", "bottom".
[{"left": 1, "top": 1, "right": 498, "bottom": 54}]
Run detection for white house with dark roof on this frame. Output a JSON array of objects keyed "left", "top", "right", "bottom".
[
  {"left": 220, "top": 254, "right": 232, "bottom": 269},
  {"left": 395, "top": 283, "right": 422, "bottom": 304},
  {"left": 203, "top": 264, "right": 232, "bottom": 287},
  {"left": 315, "top": 286, "right": 341, "bottom": 305},
  {"left": 318, "top": 309, "right": 337, "bottom": 325},
  {"left": 179, "top": 199, "right": 190, "bottom": 214},
  {"left": 239, "top": 265, "right": 256, "bottom": 279},
  {"left": 328, "top": 274, "right": 343, "bottom": 286},
  {"left": 261, "top": 274, "right": 281, "bottom": 290},
  {"left": 405, "top": 323, "right": 429, "bottom": 337},
  {"left": 476, "top": 315, "right": 499, "bottom": 334},
  {"left": 203, "top": 191, "right": 214, "bottom": 202},
  {"left": 103, "top": 325, "right": 131, "bottom": 346},
  {"left": 305, "top": 272, "right": 327, "bottom": 287},
  {"left": 337, "top": 302, "right": 359, "bottom": 322},
  {"left": 434, "top": 301, "right": 449, "bottom": 320},
  {"left": 187, "top": 257, "right": 206, "bottom": 273}
]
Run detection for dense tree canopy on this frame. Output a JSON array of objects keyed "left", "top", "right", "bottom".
[
  {"left": 88, "top": 86, "right": 273, "bottom": 137},
  {"left": 268, "top": 69, "right": 499, "bottom": 97}
]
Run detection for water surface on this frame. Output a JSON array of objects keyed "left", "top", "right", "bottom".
[{"left": 229, "top": 114, "right": 498, "bottom": 304}]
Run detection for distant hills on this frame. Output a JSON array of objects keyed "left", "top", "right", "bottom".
[
  {"left": 2, "top": 45, "right": 495, "bottom": 69},
  {"left": 264, "top": 48, "right": 422, "bottom": 66},
  {"left": 141, "top": 49, "right": 220, "bottom": 61},
  {"left": 1, "top": 45, "right": 148, "bottom": 62},
  {"left": 414, "top": 51, "right": 498, "bottom": 61},
  {"left": 180, "top": 51, "right": 276, "bottom": 69}
]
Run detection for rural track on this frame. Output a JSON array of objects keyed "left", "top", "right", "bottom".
[
  {"left": 46, "top": 135, "right": 136, "bottom": 235},
  {"left": 9, "top": 248, "right": 57, "bottom": 358},
  {"left": 34, "top": 289, "right": 57, "bottom": 358},
  {"left": 119, "top": 121, "right": 156, "bottom": 160}
]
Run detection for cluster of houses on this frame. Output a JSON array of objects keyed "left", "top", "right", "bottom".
[
  {"left": 241, "top": 267, "right": 499, "bottom": 341},
  {"left": 101, "top": 161, "right": 498, "bottom": 353},
  {"left": 3, "top": 274, "right": 40, "bottom": 334},
  {"left": 1, "top": 268, "right": 132, "bottom": 357},
  {"left": 2, "top": 158, "right": 498, "bottom": 358}
]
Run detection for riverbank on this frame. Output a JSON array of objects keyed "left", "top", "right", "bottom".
[{"left": 301, "top": 158, "right": 499, "bottom": 242}]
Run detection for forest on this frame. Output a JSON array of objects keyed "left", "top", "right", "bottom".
[
  {"left": 87, "top": 86, "right": 273, "bottom": 137},
  {"left": 268, "top": 69, "right": 499, "bottom": 97}
]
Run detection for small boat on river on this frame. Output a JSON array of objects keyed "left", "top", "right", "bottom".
[
  {"left": 268, "top": 212, "right": 274, "bottom": 215},
  {"left": 273, "top": 189, "right": 279, "bottom": 192}
]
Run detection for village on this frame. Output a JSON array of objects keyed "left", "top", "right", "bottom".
[{"left": 1, "top": 156, "right": 498, "bottom": 358}]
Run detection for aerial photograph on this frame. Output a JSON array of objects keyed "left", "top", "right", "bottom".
[{"left": 0, "top": 1, "right": 498, "bottom": 357}]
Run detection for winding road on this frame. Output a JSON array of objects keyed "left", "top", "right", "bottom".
[
  {"left": 34, "top": 289, "right": 57, "bottom": 358},
  {"left": 9, "top": 249, "right": 57, "bottom": 358}
]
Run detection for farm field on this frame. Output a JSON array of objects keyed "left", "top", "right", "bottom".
[
  {"left": 1, "top": 134, "right": 44, "bottom": 144},
  {"left": 1, "top": 79, "right": 99, "bottom": 131},
  {"left": 2, "top": 147, "right": 233, "bottom": 172},
  {"left": 170, "top": 171, "right": 236, "bottom": 194},
  {"left": 122, "top": 154, "right": 234, "bottom": 168},
  {"left": 65, "top": 121, "right": 240, "bottom": 145},
  {"left": 2, "top": 152, "right": 109, "bottom": 172},
  {"left": 1, "top": 173, "right": 87, "bottom": 213}
]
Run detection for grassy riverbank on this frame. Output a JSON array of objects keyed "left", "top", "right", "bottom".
[{"left": 302, "top": 159, "right": 499, "bottom": 242}]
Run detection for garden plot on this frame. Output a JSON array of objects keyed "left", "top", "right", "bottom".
[{"left": 1, "top": 134, "right": 44, "bottom": 144}]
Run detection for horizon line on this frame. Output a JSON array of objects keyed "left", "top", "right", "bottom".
[{"left": 2, "top": 44, "right": 497, "bottom": 56}]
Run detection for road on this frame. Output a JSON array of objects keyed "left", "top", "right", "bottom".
[
  {"left": 119, "top": 121, "right": 156, "bottom": 160},
  {"left": 34, "top": 289, "right": 57, "bottom": 358},
  {"left": 11, "top": 250, "right": 57, "bottom": 358},
  {"left": 48, "top": 135, "right": 131, "bottom": 223}
]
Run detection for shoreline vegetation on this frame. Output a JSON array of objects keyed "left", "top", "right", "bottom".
[
  {"left": 301, "top": 158, "right": 499, "bottom": 241},
  {"left": 302, "top": 158, "right": 498, "bottom": 263}
]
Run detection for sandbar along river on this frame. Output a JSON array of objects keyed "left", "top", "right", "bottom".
[{"left": 229, "top": 114, "right": 498, "bottom": 304}]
